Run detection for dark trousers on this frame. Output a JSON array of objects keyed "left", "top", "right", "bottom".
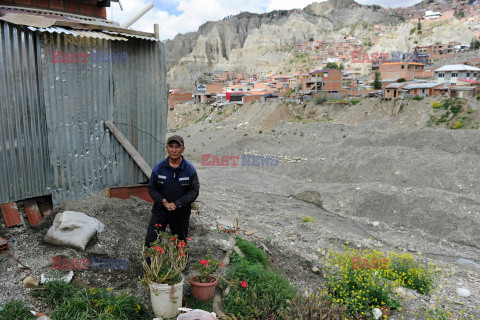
[{"left": 144, "top": 210, "right": 191, "bottom": 248}]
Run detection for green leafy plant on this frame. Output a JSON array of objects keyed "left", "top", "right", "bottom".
[
  {"left": 141, "top": 230, "right": 189, "bottom": 285},
  {"left": 224, "top": 252, "right": 296, "bottom": 319},
  {"left": 0, "top": 300, "right": 34, "bottom": 320},
  {"left": 191, "top": 249, "right": 223, "bottom": 283},
  {"left": 411, "top": 96, "right": 424, "bottom": 100},
  {"left": 432, "top": 101, "right": 442, "bottom": 109}
]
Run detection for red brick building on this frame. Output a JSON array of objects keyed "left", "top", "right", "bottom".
[
  {"left": 169, "top": 92, "right": 193, "bottom": 109},
  {"left": 303, "top": 69, "right": 342, "bottom": 93},
  {"left": 0, "top": 0, "right": 108, "bottom": 19}
]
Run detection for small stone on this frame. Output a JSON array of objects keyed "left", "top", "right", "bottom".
[
  {"left": 311, "top": 266, "right": 322, "bottom": 275},
  {"left": 372, "top": 221, "right": 380, "bottom": 227},
  {"left": 23, "top": 276, "right": 39, "bottom": 288},
  {"left": 456, "top": 288, "right": 471, "bottom": 297}
]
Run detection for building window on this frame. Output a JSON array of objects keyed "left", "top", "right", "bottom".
[
  {"left": 467, "top": 73, "right": 470, "bottom": 78},
  {"left": 438, "top": 73, "right": 444, "bottom": 77},
  {"left": 451, "top": 73, "right": 458, "bottom": 77}
]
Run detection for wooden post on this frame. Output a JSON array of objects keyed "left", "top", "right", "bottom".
[
  {"left": 104, "top": 121, "right": 153, "bottom": 178},
  {"left": 154, "top": 24, "right": 160, "bottom": 40}
]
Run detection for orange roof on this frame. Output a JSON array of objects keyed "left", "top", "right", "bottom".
[{"left": 382, "top": 62, "right": 425, "bottom": 66}]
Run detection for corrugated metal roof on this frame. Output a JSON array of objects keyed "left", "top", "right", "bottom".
[
  {"left": 27, "top": 26, "right": 128, "bottom": 41},
  {"left": 435, "top": 64, "right": 480, "bottom": 72},
  {"left": 402, "top": 83, "right": 442, "bottom": 89},
  {"left": 385, "top": 83, "right": 407, "bottom": 89}
]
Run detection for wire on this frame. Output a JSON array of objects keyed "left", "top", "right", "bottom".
[{"left": 98, "top": 121, "right": 165, "bottom": 159}]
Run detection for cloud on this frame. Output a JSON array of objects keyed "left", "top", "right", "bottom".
[
  {"left": 107, "top": 0, "right": 423, "bottom": 40},
  {"left": 267, "top": 0, "right": 314, "bottom": 11}
]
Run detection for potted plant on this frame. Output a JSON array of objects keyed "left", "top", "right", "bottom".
[
  {"left": 141, "top": 228, "right": 189, "bottom": 319},
  {"left": 189, "top": 249, "right": 223, "bottom": 302}
]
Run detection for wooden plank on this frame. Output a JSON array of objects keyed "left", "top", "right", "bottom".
[
  {"left": 245, "top": 230, "right": 258, "bottom": 236},
  {"left": 107, "top": 184, "right": 153, "bottom": 203},
  {"left": 1, "top": 202, "right": 23, "bottom": 227},
  {"left": 54, "top": 20, "right": 155, "bottom": 38},
  {"left": 104, "top": 121, "right": 152, "bottom": 178}
]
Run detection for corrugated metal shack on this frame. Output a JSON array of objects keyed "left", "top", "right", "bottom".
[{"left": 0, "top": 11, "right": 167, "bottom": 206}]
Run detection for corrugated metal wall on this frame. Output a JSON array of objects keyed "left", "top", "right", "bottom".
[
  {"left": 0, "top": 22, "right": 167, "bottom": 206},
  {"left": 0, "top": 22, "right": 51, "bottom": 203}
]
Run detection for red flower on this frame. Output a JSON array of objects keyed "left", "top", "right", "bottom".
[
  {"left": 181, "top": 252, "right": 185, "bottom": 257},
  {"left": 154, "top": 224, "right": 162, "bottom": 228},
  {"left": 171, "top": 237, "right": 175, "bottom": 241},
  {"left": 186, "top": 237, "right": 191, "bottom": 241},
  {"left": 240, "top": 281, "right": 247, "bottom": 288},
  {"left": 200, "top": 260, "right": 208, "bottom": 266},
  {"left": 221, "top": 263, "right": 224, "bottom": 267}
]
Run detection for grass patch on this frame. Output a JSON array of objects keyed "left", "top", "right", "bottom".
[
  {"left": 452, "top": 120, "right": 465, "bottom": 129},
  {"left": 411, "top": 96, "right": 424, "bottom": 101},
  {"left": 31, "top": 279, "right": 80, "bottom": 306},
  {"left": 31, "top": 281, "right": 150, "bottom": 320},
  {"left": 350, "top": 99, "right": 361, "bottom": 105},
  {"left": 235, "top": 236, "right": 268, "bottom": 266},
  {"left": 301, "top": 216, "right": 318, "bottom": 223},
  {"left": 0, "top": 300, "right": 34, "bottom": 320}
]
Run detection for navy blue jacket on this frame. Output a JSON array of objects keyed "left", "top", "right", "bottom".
[{"left": 148, "top": 157, "right": 200, "bottom": 215}]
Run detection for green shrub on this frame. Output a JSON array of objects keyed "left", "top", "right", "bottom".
[
  {"left": 325, "top": 248, "right": 435, "bottom": 317},
  {"left": 411, "top": 96, "right": 424, "bottom": 101},
  {"left": 476, "top": 94, "right": 480, "bottom": 101},
  {"left": 432, "top": 101, "right": 442, "bottom": 109},
  {"left": 466, "top": 109, "right": 473, "bottom": 114},
  {"left": 452, "top": 120, "right": 465, "bottom": 129},
  {"left": 315, "top": 95, "right": 328, "bottom": 105},
  {"left": 235, "top": 237, "right": 268, "bottom": 266},
  {"left": 350, "top": 99, "right": 361, "bottom": 105},
  {"left": 0, "top": 300, "right": 34, "bottom": 320},
  {"left": 224, "top": 253, "right": 296, "bottom": 319},
  {"left": 302, "top": 216, "right": 318, "bottom": 223}
]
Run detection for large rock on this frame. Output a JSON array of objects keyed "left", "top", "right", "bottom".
[{"left": 44, "top": 211, "right": 104, "bottom": 251}]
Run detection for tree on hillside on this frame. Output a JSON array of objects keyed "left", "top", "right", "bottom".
[
  {"left": 417, "top": 20, "right": 422, "bottom": 31},
  {"left": 373, "top": 72, "right": 382, "bottom": 90},
  {"left": 471, "top": 39, "right": 480, "bottom": 50},
  {"left": 326, "top": 62, "right": 345, "bottom": 70}
]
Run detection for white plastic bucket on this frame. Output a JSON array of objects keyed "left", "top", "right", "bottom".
[{"left": 149, "top": 279, "right": 184, "bottom": 319}]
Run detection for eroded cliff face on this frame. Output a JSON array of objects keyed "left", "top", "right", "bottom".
[{"left": 165, "top": 0, "right": 476, "bottom": 89}]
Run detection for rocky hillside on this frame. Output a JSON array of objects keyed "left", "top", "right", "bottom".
[
  {"left": 165, "top": 0, "right": 476, "bottom": 89},
  {"left": 166, "top": 0, "right": 400, "bottom": 88}
]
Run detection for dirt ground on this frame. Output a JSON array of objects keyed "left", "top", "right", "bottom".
[{"left": 1, "top": 96, "right": 480, "bottom": 319}]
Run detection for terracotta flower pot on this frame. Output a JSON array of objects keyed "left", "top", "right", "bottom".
[{"left": 189, "top": 276, "right": 218, "bottom": 302}]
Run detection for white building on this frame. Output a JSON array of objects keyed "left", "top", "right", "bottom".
[
  {"left": 435, "top": 64, "right": 480, "bottom": 85},
  {"left": 425, "top": 10, "right": 442, "bottom": 19}
]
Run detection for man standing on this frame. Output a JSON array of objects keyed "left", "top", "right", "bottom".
[{"left": 145, "top": 135, "right": 200, "bottom": 247}]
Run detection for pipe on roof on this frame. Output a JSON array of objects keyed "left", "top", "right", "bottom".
[{"left": 120, "top": 2, "right": 153, "bottom": 29}]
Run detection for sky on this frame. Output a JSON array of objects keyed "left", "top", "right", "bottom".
[{"left": 107, "top": 0, "right": 423, "bottom": 40}]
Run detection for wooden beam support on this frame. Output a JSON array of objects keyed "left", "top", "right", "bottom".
[{"left": 105, "top": 121, "right": 152, "bottom": 178}]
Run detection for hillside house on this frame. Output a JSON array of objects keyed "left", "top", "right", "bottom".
[
  {"left": 379, "top": 62, "right": 432, "bottom": 83},
  {"left": 303, "top": 69, "right": 342, "bottom": 93},
  {"left": 435, "top": 64, "right": 480, "bottom": 85}
]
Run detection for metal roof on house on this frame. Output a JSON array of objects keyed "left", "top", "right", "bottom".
[
  {"left": 0, "top": 11, "right": 159, "bottom": 41},
  {"left": 435, "top": 64, "right": 480, "bottom": 72},
  {"left": 402, "top": 83, "right": 442, "bottom": 89},
  {"left": 385, "top": 83, "right": 407, "bottom": 89},
  {"left": 27, "top": 26, "right": 128, "bottom": 41}
]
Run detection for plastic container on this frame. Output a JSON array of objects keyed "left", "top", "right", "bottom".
[{"left": 149, "top": 278, "right": 184, "bottom": 319}]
